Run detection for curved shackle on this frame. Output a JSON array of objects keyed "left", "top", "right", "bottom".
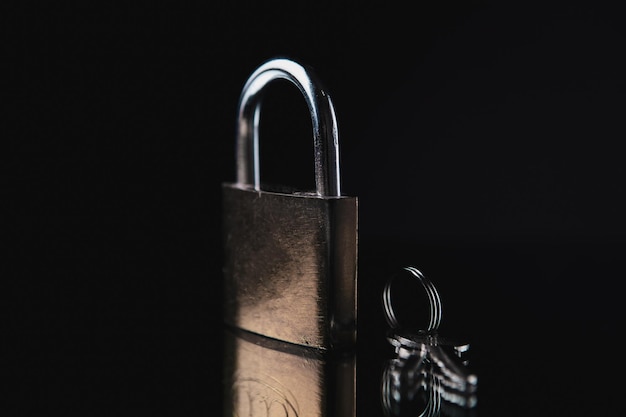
[{"left": 235, "top": 57, "right": 342, "bottom": 197}]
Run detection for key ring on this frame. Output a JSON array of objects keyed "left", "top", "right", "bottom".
[{"left": 383, "top": 266, "right": 443, "bottom": 333}]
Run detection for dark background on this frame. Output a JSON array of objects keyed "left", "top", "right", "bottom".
[{"left": 6, "top": 1, "right": 625, "bottom": 416}]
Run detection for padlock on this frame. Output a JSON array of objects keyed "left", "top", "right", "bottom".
[{"left": 222, "top": 58, "right": 358, "bottom": 417}]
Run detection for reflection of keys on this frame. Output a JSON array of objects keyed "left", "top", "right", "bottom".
[
  {"left": 387, "top": 330, "right": 477, "bottom": 408},
  {"left": 381, "top": 267, "right": 478, "bottom": 416}
]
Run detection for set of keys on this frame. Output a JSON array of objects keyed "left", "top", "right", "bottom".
[{"left": 381, "top": 267, "right": 478, "bottom": 417}]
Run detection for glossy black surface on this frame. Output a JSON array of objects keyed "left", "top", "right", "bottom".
[
  {"left": 8, "top": 1, "right": 625, "bottom": 416},
  {"left": 356, "top": 239, "right": 625, "bottom": 416}
]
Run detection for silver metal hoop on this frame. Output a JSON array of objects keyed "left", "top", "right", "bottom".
[
  {"left": 383, "top": 266, "right": 443, "bottom": 333},
  {"left": 235, "top": 57, "right": 341, "bottom": 197}
]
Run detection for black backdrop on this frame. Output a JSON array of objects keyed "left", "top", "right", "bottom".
[{"left": 7, "top": 1, "right": 626, "bottom": 416}]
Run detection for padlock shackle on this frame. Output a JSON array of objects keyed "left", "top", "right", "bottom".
[{"left": 236, "top": 58, "right": 342, "bottom": 197}]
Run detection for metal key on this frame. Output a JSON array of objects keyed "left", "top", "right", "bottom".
[{"left": 381, "top": 267, "right": 478, "bottom": 416}]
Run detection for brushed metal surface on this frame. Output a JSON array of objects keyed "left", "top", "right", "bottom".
[
  {"left": 223, "top": 326, "right": 356, "bottom": 417},
  {"left": 222, "top": 184, "right": 357, "bottom": 350}
]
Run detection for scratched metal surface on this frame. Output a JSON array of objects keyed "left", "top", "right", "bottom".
[{"left": 222, "top": 185, "right": 357, "bottom": 350}]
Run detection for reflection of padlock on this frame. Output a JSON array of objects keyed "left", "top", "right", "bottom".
[{"left": 222, "top": 58, "right": 357, "bottom": 417}]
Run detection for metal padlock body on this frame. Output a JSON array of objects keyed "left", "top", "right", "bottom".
[
  {"left": 222, "top": 186, "right": 357, "bottom": 348},
  {"left": 222, "top": 58, "right": 357, "bottom": 417}
]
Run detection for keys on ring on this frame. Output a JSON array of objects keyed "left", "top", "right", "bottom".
[{"left": 381, "top": 267, "right": 478, "bottom": 416}]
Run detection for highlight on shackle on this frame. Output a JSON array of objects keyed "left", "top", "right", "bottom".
[{"left": 235, "top": 57, "right": 342, "bottom": 197}]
